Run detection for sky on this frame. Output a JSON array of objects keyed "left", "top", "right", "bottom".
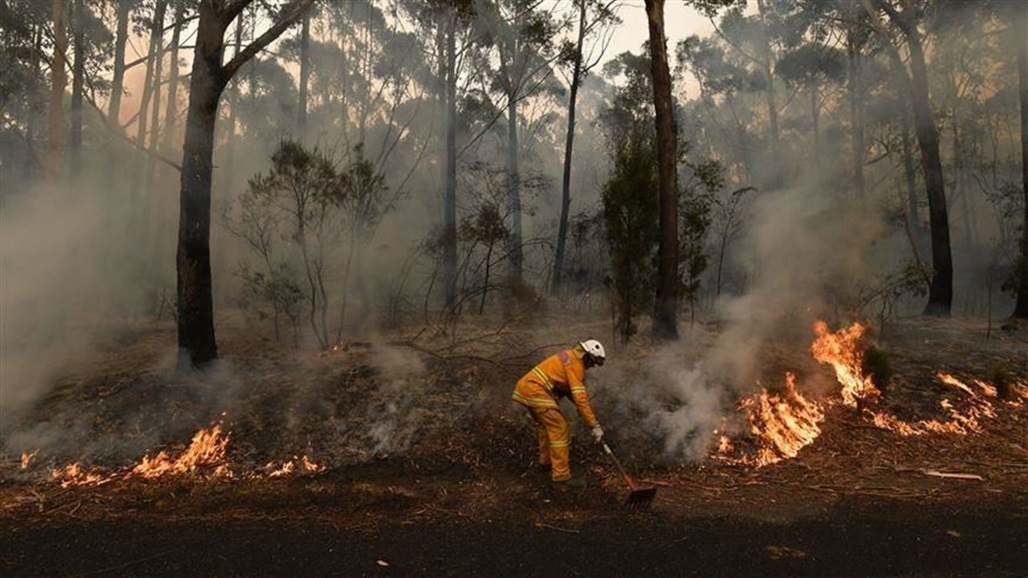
[{"left": 607, "top": 1, "right": 718, "bottom": 58}]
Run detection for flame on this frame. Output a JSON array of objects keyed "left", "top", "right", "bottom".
[
  {"left": 717, "top": 373, "right": 825, "bottom": 467},
  {"left": 266, "top": 455, "right": 324, "bottom": 478},
  {"left": 131, "top": 424, "right": 232, "bottom": 479},
  {"left": 51, "top": 463, "right": 117, "bottom": 488},
  {"left": 47, "top": 421, "right": 324, "bottom": 487},
  {"left": 20, "top": 451, "right": 38, "bottom": 470},
  {"left": 712, "top": 320, "right": 1022, "bottom": 466},
  {"left": 810, "top": 320, "right": 879, "bottom": 407}
]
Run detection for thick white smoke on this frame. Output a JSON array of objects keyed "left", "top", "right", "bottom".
[{"left": 613, "top": 185, "right": 883, "bottom": 461}]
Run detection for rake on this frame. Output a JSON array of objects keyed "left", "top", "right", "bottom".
[{"left": 601, "top": 441, "right": 656, "bottom": 507}]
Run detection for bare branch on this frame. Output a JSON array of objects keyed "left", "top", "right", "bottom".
[{"left": 222, "top": 0, "right": 315, "bottom": 79}]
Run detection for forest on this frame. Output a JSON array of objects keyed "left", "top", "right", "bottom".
[{"left": 1, "top": 1, "right": 1027, "bottom": 576}]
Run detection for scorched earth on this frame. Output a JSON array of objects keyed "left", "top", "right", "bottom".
[{"left": 1, "top": 314, "right": 1026, "bottom": 577}]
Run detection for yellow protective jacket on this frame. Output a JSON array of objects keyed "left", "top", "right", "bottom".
[{"left": 512, "top": 347, "right": 600, "bottom": 429}]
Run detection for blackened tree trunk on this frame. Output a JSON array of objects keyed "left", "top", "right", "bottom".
[
  {"left": 506, "top": 92, "right": 523, "bottom": 282},
  {"left": 1014, "top": 5, "right": 1028, "bottom": 319},
  {"left": 872, "top": 0, "right": 952, "bottom": 316},
  {"left": 551, "top": 0, "right": 587, "bottom": 297},
  {"left": 177, "top": 0, "right": 314, "bottom": 367},
  {"left": 443, "top": 13, "right": 458, "bottom": 308},
  {"left": 645, "top": 0, "right": 679, "bottom": 339},
  {"left": 901, "top": 122, "right": 923, "bottom": 244},
  {"left": 903, "top": 17, "right": 952, "bottom": 316},
  {"left": 69, "top": 0, "right": 84, "bottom": 177}
]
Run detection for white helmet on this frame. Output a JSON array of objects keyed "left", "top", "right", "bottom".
[{"left": 579, "top": 339, "right": 606, "bottom": 365}]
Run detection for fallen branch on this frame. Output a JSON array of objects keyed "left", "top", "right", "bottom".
[
  {"left": 536, "top": 522, "right": 580, "bottom": 534},
  {"left": 923, "top": 469, "right": 984, "bottom": 481}
]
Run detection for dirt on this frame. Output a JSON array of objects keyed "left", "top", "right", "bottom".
[{"left": 1, "top": 314, "right": 1027, "bottom": 576}]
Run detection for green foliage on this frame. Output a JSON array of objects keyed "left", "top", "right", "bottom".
[
  {"left": 679, "top": 158, "right": 724, "bottom": 319},
  {"left": 602, "top": 137, "right": 659, "bottom": 342},
  {"left": 861, "top": 344, "right": 894, "bottom": 394},
  {"left": 228, "top": 139, "right": 391, "bottom": 348},
  {"left": 989, "top": 366, "right": 1016, "bottom": 400}
]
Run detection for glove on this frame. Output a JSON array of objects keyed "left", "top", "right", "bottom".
[{"left": 591, "top": 426, "right": 604, "bottom": 444}]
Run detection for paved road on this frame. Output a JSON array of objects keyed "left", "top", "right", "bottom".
[{"left": 3, "top": 504, "right": 1027, "bottom": 577}]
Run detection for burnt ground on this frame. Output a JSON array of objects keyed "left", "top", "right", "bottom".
[{"left": 1, "top": 313, "right": 1027, "bottom": 577}]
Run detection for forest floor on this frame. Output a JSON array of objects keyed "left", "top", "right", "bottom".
[{"left": 1, "top": 310, "right": 1027, "bottom": 577}]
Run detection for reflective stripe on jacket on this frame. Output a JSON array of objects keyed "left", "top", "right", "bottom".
[{"left": 511, "top": 348, "right": 599, "bottom": 429}]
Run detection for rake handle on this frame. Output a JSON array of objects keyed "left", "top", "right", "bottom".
[{"left": 601, "top": 442, "right": 639, "bottom": 491}]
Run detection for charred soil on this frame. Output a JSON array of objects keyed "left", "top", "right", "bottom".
[{"left": 1, "top": 314, "right": 1027, "bottom": 577}]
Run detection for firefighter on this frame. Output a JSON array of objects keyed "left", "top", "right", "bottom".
[{"left": 512, "top": 339, "right": 606, "bottom": 485}]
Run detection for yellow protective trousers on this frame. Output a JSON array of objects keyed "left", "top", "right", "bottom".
[{"left": 528, "top": 407, "right": 571, "bottom": 482}]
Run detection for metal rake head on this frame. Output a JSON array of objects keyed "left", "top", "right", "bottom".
[{"left": 624, "top": 486, "right": 657, "bottom": 507}]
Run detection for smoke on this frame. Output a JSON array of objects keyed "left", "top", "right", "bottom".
[
  {"left": 363, "top": 344, "right": 427, "bottom": 455},
  {"left": 0, "top": 187, "right": 111, "bottom": 423},
  {"left": 614, "top": 184, "right": 883, "bottom": 462}
]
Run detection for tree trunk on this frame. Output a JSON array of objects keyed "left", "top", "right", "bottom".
[
  {"left": 906, "top": 25, "right": 953, "bottom": 316},
  {"left": 25, "top": 25, "right": 42, "bottom": 180},
  {"left": 176, "top": 0, "right": 314, "bottom": 367},
  {"left": 810, "top": 82, "right": 820, "bottom": 184},
  {"left": 1013, "top": 5, "right": 1028, "bottom": 318},
  {"left": 297, "top": 9, "right": 311, "bottom": 139},
  {"left": 506, "top": 93, "right": 523, "bottom": 283},
  {"left": 162, "top": 5, "right": 183, "bottom": 155},
  {"left": 47, "top": 0, "right": 67, "bottom": 187},
  {"left": 69, "top": 0, "right": 84, "bottom": 177},
  {"left": 901, "top": 122, "right": 922, "bottom": 243},
  {"left": 443, "top": 14, "right": 458, "bottom": 307},
  {"left": 552, "top": 0, "right": 587, "bottom": 297},
  {"left": 847, "top": 26, "right": 865, "bottom": 198},
  {"left": 221, "top": 18, "right": 244, "bottom": 191},
  {"left": 177, "top": 6, "right": 227, "bottom": 367},
  {"left": 645, "top": 0, "right": 679, "bottom": 339},
  {"left": 136, "top": 1, "right": 167, "bottom": 152},
  {"left": 756, "top": 0, "right": 781, "bottom": 190},
  {"left": 146, "top": 10, "right": 165, "bottom": 178},
  {"left": 108, "top": 0, "right": 131, "bottom": 124}
]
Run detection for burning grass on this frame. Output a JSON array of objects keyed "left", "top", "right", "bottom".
[
  {"left": 711, "top": 320, "right": 1028, "bottom": 467},
  {"left": 37, "top": 421, "right": 324, "bottom": 488}
]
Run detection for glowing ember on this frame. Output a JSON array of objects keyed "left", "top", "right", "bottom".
[
  {"left": 266, "top": 455, "right": 324, "bottom": 478},
  {"left": 20, "top": 451, "right": 38, "bottom": 470}
]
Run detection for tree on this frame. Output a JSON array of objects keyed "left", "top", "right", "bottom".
[
  {"left": 1013, "top": 1, "right": 1028, "bottom": 319},
  {"left": 775, "top": 42, "right": 846, "bottom": 183},
  {"left": 296, "top": 7, "right": 311, "bottom": 138},
  {"left": 679, "top": 155, "right": 722, "bottom": 322},
  {"left": 645, "top": 0, "right": 679, "bottom": 338},
  {"left": 551, "top": 0, "right": 619, "bottom": 296},
  {"left": 479, "top": 0, "right": 565, "bottom": 284},
  {"left": 865, "top": 0, "right": 953, "bottom": 317},
  {"left": 46, "top": 0, "right": 67, "bottom": 186},
  {"left": 176, "top": 0, "right": 314, "bottom": 367},
  {"left": 107, "top": 0, "right": 133, "bottom": 124}
]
